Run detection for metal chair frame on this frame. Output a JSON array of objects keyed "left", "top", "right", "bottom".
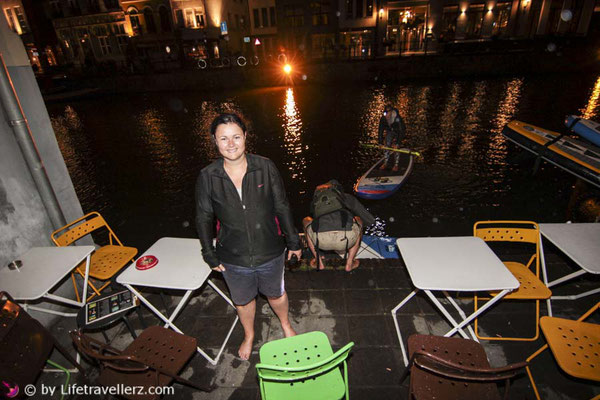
[
  {"left": 526, "top": 302, "right": 600, "bottom": 400},
  {"left": 473, "top": 220, "right": 552, "bottom": 341},
  {"left": 51, "top": 211, "right": 137, "bottom": 302}
]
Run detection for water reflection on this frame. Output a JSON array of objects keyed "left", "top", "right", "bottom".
[
  {"left": 50, "top": 106, "right": 104, "bottom": 208},
  {"left": 437, "top": 82, "right": 462, "bottom": 162},
  {"left": 488, "top": 78, "right": 522, "bottom": 164},
  {"left": 460, "top": 82, "right": 486, "bottom": 157},
  {"left": 280, "top": 88, "right": 307, "bottom": 192},
  {"left": 136, "top": 108, "right": 180, "bottom": 192},
  {"left": 47, "top": 74, "right": 600, "bottom": 250},
  {"left": 361, "top": 86, "right": 385, "bottom": 143},
  {"left": 580, "top": 75, "right": 600, "bottom": 119}
]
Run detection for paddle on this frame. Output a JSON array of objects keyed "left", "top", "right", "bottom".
[{"left": 361, "top": 143, "right": 421, "bottom": 156}]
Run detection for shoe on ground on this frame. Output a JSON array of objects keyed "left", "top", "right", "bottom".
[
  {"left": 391, "top": 165, "right": 399, "bottom": 172},
  {"left": 379, "top": 164, "right": 387, "bottom": 170}
]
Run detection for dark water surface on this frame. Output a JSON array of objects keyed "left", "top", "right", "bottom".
[{"left": 48, "top": 73, "right": 600, "bottom": 250}]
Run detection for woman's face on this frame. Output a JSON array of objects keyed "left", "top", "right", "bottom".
[{"left": 214, "top": 122, "right": 246, "bottom": 162}]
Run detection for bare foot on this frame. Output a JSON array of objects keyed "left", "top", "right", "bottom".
[
  {"left": 345, "top": 259, "right": 360, "bottom": 272},
  {"left": 309, "top": 257, "right": 325, "bottom": 270},
  {"left": 238, "top": 336, "right": 254, "bottom": 360},
  {"left": 281, "top": 323, "right": 297, "bottom": 338}
]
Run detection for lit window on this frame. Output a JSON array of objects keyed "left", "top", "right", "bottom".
[
  {"left": 4, "top": 8, "right": 15, "bottom": 32},
  {"left": 13, "top": 6, "right": 28, "bottom": 33}
]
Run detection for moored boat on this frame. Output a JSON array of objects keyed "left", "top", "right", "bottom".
[
  {"left": 502, "top": 120, "right": 600, "bottom": 188},
  {"left": 565, "top": 115, "right": 600, "bottom": 148}
]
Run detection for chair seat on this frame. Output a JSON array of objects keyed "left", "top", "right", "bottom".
[
  {"left": 77, "top": 245, "right": 137, "bottom": 280},
  {"left": 0, "top": 318, "right": 54, "bottom": 389},
  {"left": 540, "top": 316, "right": 600, "bottom": 382},
  {"left": 259, "top": 332, "right": 346, "bottom": 400},
  {"left": 408, "top": 334, "right": 502, "bottom": 400},
  {"left": 98, "top": 326, "right": 197, "bottom": 400},
  {"left": 489, "top": 262, "right": 551, "bottom": 300}
]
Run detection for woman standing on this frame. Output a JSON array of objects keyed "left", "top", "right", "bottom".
[{"left": 196, "top": 113, "right": 302, "bottom": 360}]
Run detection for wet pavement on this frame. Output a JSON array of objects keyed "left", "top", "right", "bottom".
[{"left": 38, "top": 243, "right": 600, "bottom": 400}]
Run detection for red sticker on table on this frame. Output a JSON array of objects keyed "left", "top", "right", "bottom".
[{"left": 136, "top": 255, "right": 158, "bottom": 270}]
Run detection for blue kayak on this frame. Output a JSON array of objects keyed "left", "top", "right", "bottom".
[{"left": 565, "top": 115, "right": 600, "bottom": 148}]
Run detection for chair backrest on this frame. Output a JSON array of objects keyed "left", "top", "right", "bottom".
[
  {"left": 413, "top": 350, "right": 527, "bottom": 382},
  {"left": 70, "top": 329, "right": 148, "bottom": 372},
  {"left": 51, "top": 211, "right": 120, "bottom": 247},
  {"left": 473, "top": 220, "right": 540, "bottom": 245},
  {"left": 256, "top": 342, "right": 354, "bottom": 382}
]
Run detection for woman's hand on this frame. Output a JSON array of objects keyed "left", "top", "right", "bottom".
[
  {"left": 287, "top": 250, "right": 302, "bottom": 260},
  {"left": 212, "top": 264, "right": 226, "bottom": 272}
]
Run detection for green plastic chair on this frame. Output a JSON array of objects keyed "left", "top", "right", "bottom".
[{"left": 256, "top": 331, "right": 354, "bottom": 400}]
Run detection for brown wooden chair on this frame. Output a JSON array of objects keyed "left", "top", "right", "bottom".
[
  {"left": 70, "top": 326, "right": 212, "bottom": 400},
  {"left": 400, "top": 334, "right": 528, "bottom": 400},
  {"left": 0, "top": 292, "right": 84, "bottom": 397},
  {"left": 51, "top": 211, "right": 138, "bottom": 302}
]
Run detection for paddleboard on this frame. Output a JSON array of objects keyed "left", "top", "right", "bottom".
[
  {"left": 502, "top": 120, "right": 600, "bottom": 188},
  {"left": 354, "top": 152, "right": 414, "bottom": 200},
  {"left": 356, "top": 235, "right": 399, "bottom": 259},
  {"left": 565, "top": 115, "right": 600, "bottom": 148}
]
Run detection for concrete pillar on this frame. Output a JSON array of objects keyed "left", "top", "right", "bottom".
[
  {"left": 506, "top": 0, "right": 521, "bottom": 36},
  {"left": 481, "top": 0, "right": 497, "bottom": 37},
  {"left": 455, "top": 1, "right": 470, "bottom": 39},
  {"left": 557, "top": 0, "right": 571, "bottom": 34},
  {"left": 0, "top": 17, "right": 87, "bottom": 324},
  {"left": 536, "top": 0, "right": 552, "bottom": 35},
  {"left": 577, "top": 0, "right": 595, "bottom": 35}
]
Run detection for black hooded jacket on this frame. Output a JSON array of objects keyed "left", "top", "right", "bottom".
[
  {"left": 378, "top": 108, "right": 406, "bottom": 144},
  {"left": 196, "top": 154, "right": 301, "bottom": 268}
]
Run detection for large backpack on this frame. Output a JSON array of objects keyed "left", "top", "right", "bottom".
[
  {"left": 312, "top": 182, "right": 345, "bottom": 220},
  {"left": 310, "top": 181, "right": 355, "bottom": 263}
]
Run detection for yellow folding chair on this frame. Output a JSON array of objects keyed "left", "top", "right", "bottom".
[
  {"left": 51, "top": 211, "right": 137, "bottom": 302},
  {"left": 473, "top": 221, "right": 552, "bottom": 341},
  {"left": 526, "top": 302, "right": 600, "bottom": 400}
]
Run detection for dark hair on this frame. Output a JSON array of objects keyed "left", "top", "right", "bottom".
[{"left": 210, "top": 113, "right": 247, "bottom": 137}]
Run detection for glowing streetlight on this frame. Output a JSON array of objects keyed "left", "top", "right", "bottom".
[{"left": 283, "top": 64, "right": 292, "bottom": 74}]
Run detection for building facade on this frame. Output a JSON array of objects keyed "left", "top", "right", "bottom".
[
  {"left": 170, "top": 0, "right": 250, "bottom": 60},
  {"left": 248, "top": 0, "right": 278, "bottom": 58},
  {"left": 379, "top": 0, "right": 596, "bottom": 56},
  {"left": 275, "top": 0, "right": 596, "bottom": 59},
  {"left": 51, "top": 0, "right": 131, "bottom": 70},
  {"left": 5, "top": 0, "right": 596, "bottom": 72},
  {"left": 2, "top": 0, "right": 61, "bottom": 72}
]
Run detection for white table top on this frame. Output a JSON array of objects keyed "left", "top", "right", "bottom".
[
  {"left": 539, "top": 223, "right": 600, "bottom": 274},
  {"left": 117, "top": 237, "right": 212, "bottom": 290},
  {"left": 0, "top": 246, "right": 95, "bottom": 300},
  {"left": 396, "top": 236, "right": 519, "bottom": 291}
]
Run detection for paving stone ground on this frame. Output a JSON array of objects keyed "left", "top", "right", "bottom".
[{"left": 37, "top": 243, "right": 600, "bottom": 400}]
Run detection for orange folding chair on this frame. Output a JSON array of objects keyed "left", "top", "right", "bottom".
[
  {"left": 51, "top": 211, "right": 137, "bottom": 302},
  {"left": 473, "top": 221, "right": 552, "bottom": 341},
  {"left": 526, "top": 302, "right": 600, "bottom": 399}
]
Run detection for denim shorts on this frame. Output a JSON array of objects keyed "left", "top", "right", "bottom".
[{"left": 221, "top": 252, "right": 286, "bottom": 305}]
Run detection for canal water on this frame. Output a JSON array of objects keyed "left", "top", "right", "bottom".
[{"left": 47, "top": 73, "right": 600, "bottom": 250}]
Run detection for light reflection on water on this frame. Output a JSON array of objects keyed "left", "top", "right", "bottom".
[
  {"left": 48, "top": 74, "right": 600, "bottom": 249},
  {"left": 580, "top": 75, "right": 600, "bottom": 119},
  {"left": 281, "top": 88, "right": 307, "bottom": 191}
]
